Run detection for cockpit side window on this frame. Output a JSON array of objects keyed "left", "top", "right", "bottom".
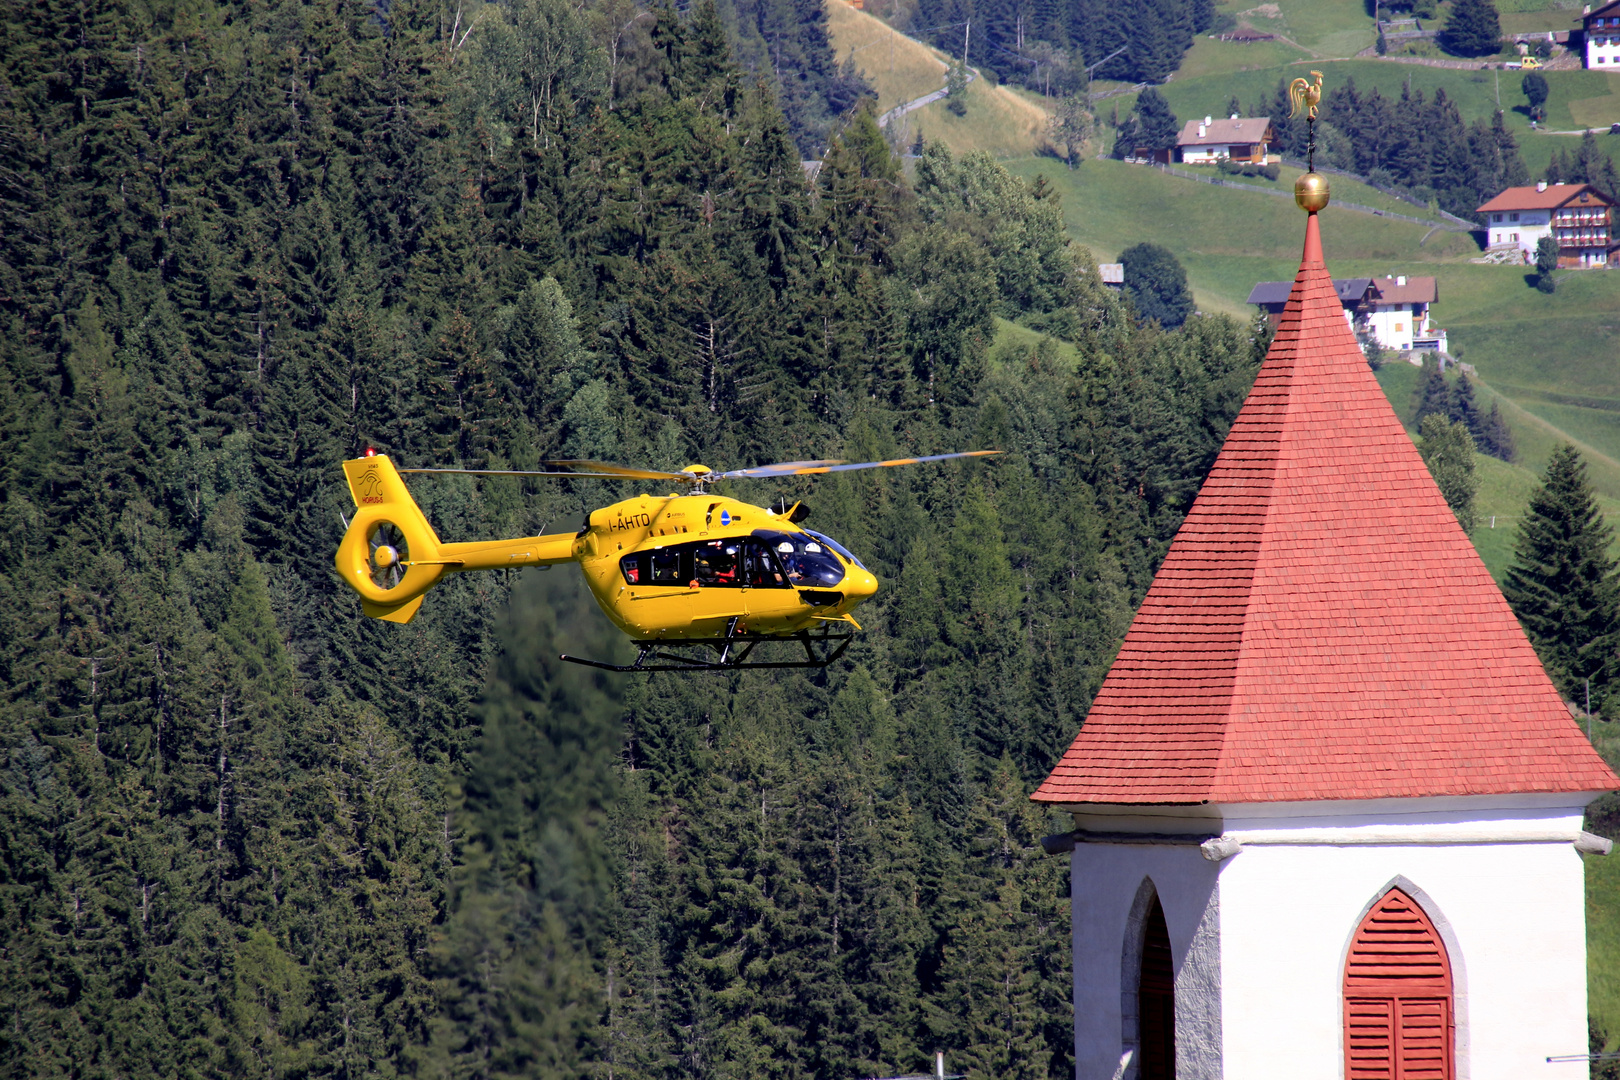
[
  {"left": 742, "top": 540, "right": 790, "bottom": 588},
  {"left": 754, "top": 530, "right": 846, "bottom": 587},
  {"left": 803, "top": 529, "right": 867, "bottom": 571}
]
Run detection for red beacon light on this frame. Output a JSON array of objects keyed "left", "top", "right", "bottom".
[{"left": 364, "top": 447, "right": 377, "bottom": 457}]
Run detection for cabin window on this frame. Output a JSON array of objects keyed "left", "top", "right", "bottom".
[
  {"left": 621, "top": 548, "right": 689, "bottom": 585},
  {"left": 623, "top": 540, "right": 786, "bottom": 588},
  {"left": 741, "top": 540, "right": 790, "bottom": 588},
  {"left": 693, "top": 540, "right": 743, "bottom": 586},
  {"left": 650, "top": 547, "right": 685, "bottom": 585},
  {"left": 1343, "top": 888, "right": 1454, "bottom": 1080}
]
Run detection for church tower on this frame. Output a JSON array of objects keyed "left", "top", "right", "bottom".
[{"left": 1034, "top": 182, "right": 1618, "bottom": 1080}]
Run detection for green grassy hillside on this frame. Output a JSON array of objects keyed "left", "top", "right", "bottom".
[
  {"left": 825, "top": 0, "right": 1052, "bottom": 157},
  {"left": 1006, "top": 155, "right": 1620, "bottom": 495},
  {"left": 1003, "top": 156, "right": 1473, "bottom": 313}
]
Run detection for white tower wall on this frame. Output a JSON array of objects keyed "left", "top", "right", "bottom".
[{"left": 1066, "top": 798, "right": 1598, "bottom": 1080}]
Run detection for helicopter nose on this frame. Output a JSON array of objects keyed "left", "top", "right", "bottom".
[{"left": 843, "top": 565, "right": 879, "bottom": 605}]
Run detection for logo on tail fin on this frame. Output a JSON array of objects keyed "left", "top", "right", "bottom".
[{"left": 357, "top": 466, "right": 384, "bottom": 504}]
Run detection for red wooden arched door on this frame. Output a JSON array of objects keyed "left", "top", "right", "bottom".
[{"left": 1343, "top": 888, "right": 1454, "bottom": 1080}]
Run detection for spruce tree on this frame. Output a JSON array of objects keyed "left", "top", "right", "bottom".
[
  {"left": 1132, "top": 88, "right": 1180, "bottom": 152},
  {"left": 1504, "top": 446, "right": 1620, "bottom": 711},
  {"left": 432, "top": 570, "right": 628, "bottom": 1077},
  {"left": 1536, "top": 236, "right": 1559, "bottom": 293},
  {"left": 1414, "top": 360, "right": 1451, "bottom": 424},
  {"left": 1119, "top": 242, "right": 1193, "bottom": 329},
  {"left": 1440, "top": 0, "right": 1502, "bottom": 57},
  {"left": 1478, "top": 401, "right": 1517, "bottom": 463},
  {"left": 1451, "top": 371, "right": 1481, "bottom": 435}
]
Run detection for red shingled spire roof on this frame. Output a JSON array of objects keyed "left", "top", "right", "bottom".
[{"left": 1033, "top": 213, "right": 1617, "bottom": 807}]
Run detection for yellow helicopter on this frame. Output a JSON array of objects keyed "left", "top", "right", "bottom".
[{"left": 333, "top": 449, "right": 999, "bottom": 671}]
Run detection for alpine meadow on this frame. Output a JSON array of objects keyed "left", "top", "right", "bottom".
[{"left": 0, "top": 0, "right": 1274, "bottom": 1077}]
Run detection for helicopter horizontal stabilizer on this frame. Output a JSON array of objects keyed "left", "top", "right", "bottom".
[{"left": 362, "top": 595, "right": 426, "bottom": 624}]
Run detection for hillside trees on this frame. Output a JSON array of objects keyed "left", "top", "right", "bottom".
[
  {"left": 1319, "top": 79, "right": 1527, "bottom": 217},
  {"left": 0, "top": 0, "right": 1273, "bottom": 1076},
  {"left": 1543, "top": 133, "right": 1620, "bottom": 201},
  {"left": 1114, "top": 87, "right": 1179, "bottom": 157},
  {"left": 913, "top": 0, "right": 1213, "bottom": 84},
  {"left": 1504, "top": 446, "right": 1620, "bottom": 713}
]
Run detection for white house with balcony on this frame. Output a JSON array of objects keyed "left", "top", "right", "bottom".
[
  {"left": 1367, "top": 275, "right": 1443, "bottom": 352},
  {"left": 1478, "top": 181, "right": 1616, "bottom": 266}
]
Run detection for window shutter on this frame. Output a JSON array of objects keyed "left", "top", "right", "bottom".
[{"left": 1342, "top": 889, "right": 1454, "bottom": 1080}]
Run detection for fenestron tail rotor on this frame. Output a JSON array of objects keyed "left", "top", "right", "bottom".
[{"left": 368, "top": 522, "right": 410, "bottom": 591}]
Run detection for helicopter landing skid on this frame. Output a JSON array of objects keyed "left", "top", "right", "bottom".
[{"left": 561, "top": 620, "right": 854, "bottom": 673}]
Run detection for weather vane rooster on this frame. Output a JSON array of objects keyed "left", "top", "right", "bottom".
[
  {"left": 1288, "top": 71, "right": 1324, "bottom": 122},
  {"left": 1289, "top": 70, "right": 1326, "bottom": 174}
]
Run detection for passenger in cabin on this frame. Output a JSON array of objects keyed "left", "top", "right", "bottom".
[{"left": 694, "top": 541, "right": 739, "bottom": 586}]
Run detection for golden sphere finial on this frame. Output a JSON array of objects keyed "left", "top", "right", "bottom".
[{"left": 1295, "top": 171, "right": 1330, "bottom": 213}]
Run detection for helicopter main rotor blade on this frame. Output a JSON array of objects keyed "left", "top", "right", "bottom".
[
  {"left": 714, "top": 460, "right": 846, "bottom": 479},
  {"left": 716, "top": 450, "right": 1001, "bottom": 480},
  {"left": 399, "top": 461, "right": 693, "bottom": 483}
]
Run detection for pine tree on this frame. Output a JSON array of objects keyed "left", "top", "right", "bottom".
[{"left": 1504, "top": 445, "right": 1620, "bottom": 711}]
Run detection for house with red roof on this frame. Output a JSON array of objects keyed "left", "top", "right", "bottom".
[
  {"left": 1037, "top": 202, "right": 1616, "bottom": 1080},
  {"left": 1477, "top": 181, "right": 1616, "bottom": 267}
]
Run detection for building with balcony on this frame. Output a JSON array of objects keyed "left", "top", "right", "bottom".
[{"left": 1477, "top": 181, "right": 1616, "bottom": 267}]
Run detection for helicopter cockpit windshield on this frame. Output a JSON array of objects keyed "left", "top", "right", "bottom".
[{"left": 757, "top": 530, "right": 846, "bottom": 588}]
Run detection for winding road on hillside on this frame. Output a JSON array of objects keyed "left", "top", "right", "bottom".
[{"left": 876, "top": 66, "right": 978, "bottom": 128}]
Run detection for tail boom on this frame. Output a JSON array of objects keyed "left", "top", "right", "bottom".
[{"left": 335, "top": 454, "right": 577, "bottom": 623}]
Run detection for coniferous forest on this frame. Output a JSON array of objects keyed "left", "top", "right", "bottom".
[{"left": 0, "top": 1, "right": 1269, "bottom": 1076}]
